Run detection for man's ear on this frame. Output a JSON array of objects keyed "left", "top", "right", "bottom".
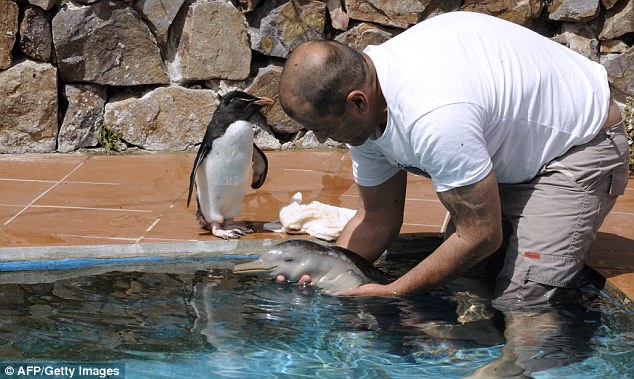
[{"left": 346, "top": 90, "right": 369, "bottom": 113}]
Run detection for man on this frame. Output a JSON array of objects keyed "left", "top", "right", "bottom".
[{"left": 278, "top": 11, "right": 627, "bottom": 311}]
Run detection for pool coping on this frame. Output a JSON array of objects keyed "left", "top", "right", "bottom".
[
  {"left": 0, "top": 236, "right": 439, "bottom": 285},
  {"left": 1, "top": 236, "right": 630, "bottom": 310}
]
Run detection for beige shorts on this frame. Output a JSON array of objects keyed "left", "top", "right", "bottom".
[{"left": 490, "top": 122, "right": 629, "bottom": 311}]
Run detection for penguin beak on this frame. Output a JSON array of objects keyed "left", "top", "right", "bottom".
[{"left": 254, "top": 96, "right": 275, "bottom": 107}]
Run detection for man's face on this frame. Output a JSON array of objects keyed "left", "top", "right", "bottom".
[{"left": 295, "top": 107, "right": 378, "bottom": 147}]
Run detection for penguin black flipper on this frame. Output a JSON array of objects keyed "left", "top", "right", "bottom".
[
  {"left": 251, "top": 144, "right": 268, "bottom": 189},
  {"left": 187, "top": 146, "right": 206, "bottom": 208},
  {"left": 187, "top": 126, "right": 223, "bottom": 208}
]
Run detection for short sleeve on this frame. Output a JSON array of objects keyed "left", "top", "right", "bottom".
[
  {"left": 412, "top": 103, "right": 493, "bottom": 192},
  {"left": 349, "top": 143, "right": 400, "bottom": 187}
]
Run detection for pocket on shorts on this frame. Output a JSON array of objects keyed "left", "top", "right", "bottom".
[
  {"left": 609, "top": 165, "right": 628, "bottom": 196},
  {"left": 523, "top": 252, "right": 584, "bottom": 288}
]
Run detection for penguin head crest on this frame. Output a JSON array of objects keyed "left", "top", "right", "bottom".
[{"left": 216, "top": 91, "right": 275, "bottom": 122}]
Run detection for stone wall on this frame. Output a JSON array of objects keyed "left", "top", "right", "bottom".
[{"left": 0, "top": 0, "right": 632, "bottom": 153}]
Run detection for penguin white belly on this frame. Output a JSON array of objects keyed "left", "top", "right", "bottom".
[{"left": 196, "top": 121, "right": 254, "bottom": 223}]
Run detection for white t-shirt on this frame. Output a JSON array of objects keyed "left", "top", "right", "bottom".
[{"left": 351, "top": 11, "right": 611, "bottom": 192}]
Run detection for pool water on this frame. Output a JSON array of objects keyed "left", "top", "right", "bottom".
[{"left": 0, "top": 255, "right": 632, "bottom": 378}]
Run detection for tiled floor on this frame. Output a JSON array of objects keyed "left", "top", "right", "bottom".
[{"left": 0, "top": 150, "right": 632, "bottom": 306}]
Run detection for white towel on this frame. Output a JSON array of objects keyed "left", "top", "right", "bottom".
[{"left": 264, "top": 192, "right": 356, "bottom": 241}]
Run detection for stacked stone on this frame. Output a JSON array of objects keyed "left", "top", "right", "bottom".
[{"left": 0, "top": 0, "right": 632, "bottom": 153}]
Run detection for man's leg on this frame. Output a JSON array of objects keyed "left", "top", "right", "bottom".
[{"left": 493, "top": 123, "right": 629, "bottom": 311}]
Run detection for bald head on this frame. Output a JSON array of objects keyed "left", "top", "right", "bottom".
[{"left": 279, "top": 40, "right": 369, "bottom": 120}]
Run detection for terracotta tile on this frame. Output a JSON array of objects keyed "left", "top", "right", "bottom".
[
  {"left": 587, "top": 234, "right": 634, "bottom": 270},
  {"left": 613, "top": 187, "right": 634, "bottom": 210},
  {"left": 0, "top": 232, "right": 136, "bottom": 248},
  {"left": 142, "top": 193, "right": 287, "bottom": 242},
  {"left": 264, "top": 191, "right": 360, "bottom": 210},
  {"left": 66, "top": 153, "right": 193, "bottom": 187},
  {"left": 406, "top": 176, "right": 438, "bottom": 201},
  {"left": 316, "top": 193, "right": 361, "bottom": 209},
  {"left": 0, "top": 180, "right": 53, "bottom": 206},
  {"left": 141, "top": 200, "right": 207, "bottom": 242},
  {"left": 0, "top": 206, "right": 21, "bottom": 226},
  {"left": 0, "top": 207, "right": 156, "bottom": 247},
  {"left": 399, "top": 224, "right": 443, "bottom": 234},
  {"left": 263, "top": 169, "right": 355, "bottom": 196},
  {"left": 33, "top": 182, "right": 184, "bottom": 213},
  {"left": 606, "top": 273, "right": 634, "bottom": 301},
  {"left": 266, "top": 149, "right": 351, "bottom": 172},
  {"left": 0, "top": 154, "right": 86, "bottom": 181},
  {"left": 262, "top": 170, "right": 324, "bottom": 193},
  {"left": 241, "top": 190, "right": 295, "bottom": 221},
  {"left": 402, "top": 198, "right": 447, "bottom": 233},
  {"left": 597, "top": 212, "right": 634, "bottom": 239}
]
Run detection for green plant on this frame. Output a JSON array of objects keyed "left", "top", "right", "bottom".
[
  {"left": 97, "top": 123, "right": 126, "bottom": 153},
  {"left": 625, "top": 96, "right": 634, "bottom": 175}
]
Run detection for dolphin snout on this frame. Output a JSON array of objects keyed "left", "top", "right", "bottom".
[{"left": 233, "top": 260, "right": 277, "bottom": 274}]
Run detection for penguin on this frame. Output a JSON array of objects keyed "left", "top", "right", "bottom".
[{"left": 187, "top": 90, "right": 274, "bottom": 239}]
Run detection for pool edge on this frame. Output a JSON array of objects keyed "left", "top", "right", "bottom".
[{"left": 0, "top": 238, "right": 631, "bottom": 311}]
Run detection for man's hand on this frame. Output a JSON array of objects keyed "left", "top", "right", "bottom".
[{"left": 276, "top": 274, "right": 312, "bottom": 286}]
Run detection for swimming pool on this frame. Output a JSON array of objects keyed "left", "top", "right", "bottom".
[{"left": 0, "top": 254, "right": 631, "bottom": 378}]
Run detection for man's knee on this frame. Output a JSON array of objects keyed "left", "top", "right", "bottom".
[{"left": 492, "top": 280, "right": 581, "bottom": 311}]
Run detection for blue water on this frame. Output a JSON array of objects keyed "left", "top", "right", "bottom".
[{"left": 0, "top": 255, "right": 631, "bottom": 378}]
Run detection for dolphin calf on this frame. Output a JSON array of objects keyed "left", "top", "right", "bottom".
[{"left": 233, "top": 240, "right": 390, "bottom": 292}]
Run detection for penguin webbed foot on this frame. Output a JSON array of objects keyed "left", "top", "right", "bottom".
[
  {"left": 196, "top": 210, "right": 253, "bottom": 239},
  {"left": 212, "top": 220, "right": 254, "bottom": 239}
]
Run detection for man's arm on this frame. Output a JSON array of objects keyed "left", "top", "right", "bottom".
[
  {"left": 336, "top": 170, "right": 408, "bottom": 262},
  {"left": 337, "top": 170, "right": 503, "bottom": 296}
]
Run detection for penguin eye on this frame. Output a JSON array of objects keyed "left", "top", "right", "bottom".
[{"left": 227, "top": 97, "right": 248, "bottom": 105}]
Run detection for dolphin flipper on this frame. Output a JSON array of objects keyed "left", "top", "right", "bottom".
[{"left": 251, "top": 144, "right": 268, "bottom": 189}]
